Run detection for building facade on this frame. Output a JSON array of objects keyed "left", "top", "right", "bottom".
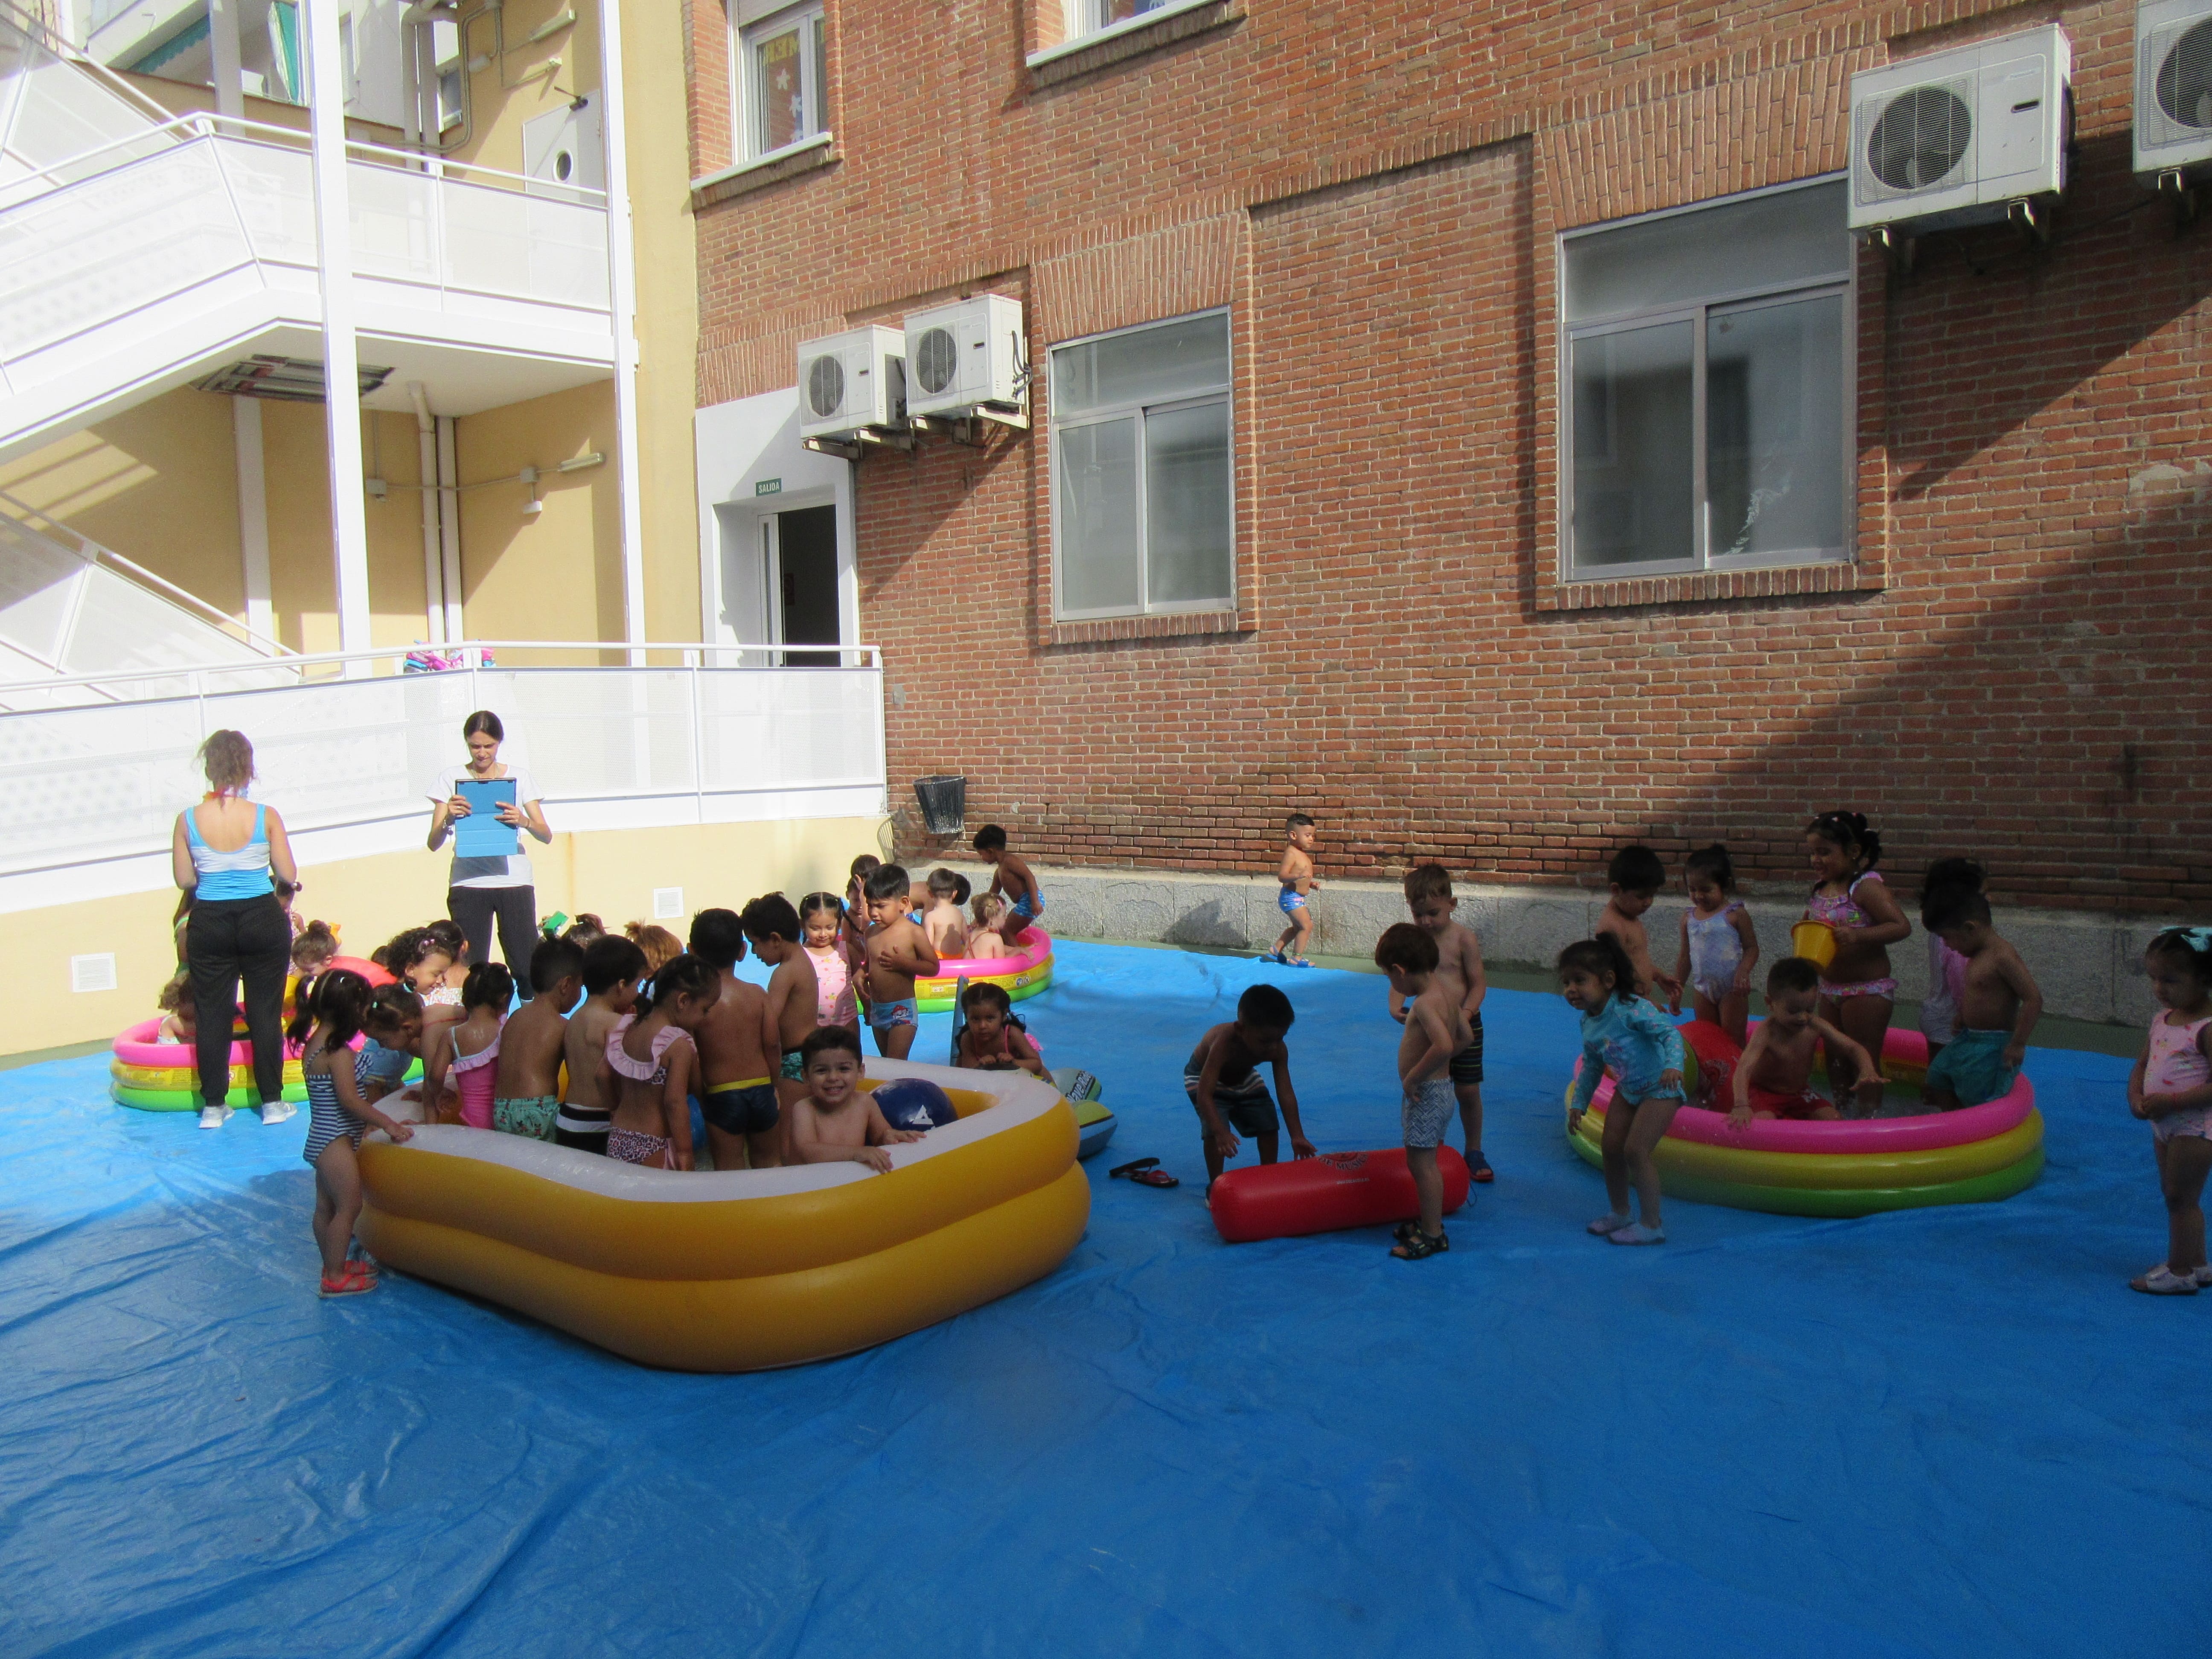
[{"left": 684, "top": 0, "right": 2212, "bottom": 917}]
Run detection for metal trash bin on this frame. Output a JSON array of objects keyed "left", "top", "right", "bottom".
[{"left": 913, "top": 774, "right": 967, "bottom": 836}]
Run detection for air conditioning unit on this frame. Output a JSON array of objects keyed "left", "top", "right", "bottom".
[
  {"left": 1848, "top": 26, "right": 2070, "bottom": 233},
  {"left": 902, "top": 295, "right": 1028, "bottom": 426},
  {"left": 2136, "top": 0, "right": 2212, "bottom": 179},
  {"left": 795, "top": 326, "right": 906, "bottom": 441}
]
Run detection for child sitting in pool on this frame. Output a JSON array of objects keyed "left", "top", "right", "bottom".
[
  {"left": 1562, "top": 934, "right": 1684, "bottom": 1245},
  {"left": 156, "top": 971, "right": 198, "bottom": 1044},
  {"left": 1729, "top": 958, "right": 1883, "bottom": 1127},
  {"left": 1673, "top": 844, "right": 1757, "bottom": 1047},
  {"left": 965, "top": 892, "right": 1016, "bottom": 960},
  {"left": 1919, "top": 891, "right": 2040, "bottom": 1110},
  {"left": 921, "top": 868, "right": 972, "bottom": 960},
  {"left": 787, "top": 1025, "right": 924, "bottom": 1173},
  {"left": 798, "top": 892, "right": 862, "bottom": 1033},
  {"left": 1596, "top": 845, "right": 1679, "bottom": 1008},
  {"left": 1185, "top": 982, "right": 1314, "bottom": 1189},
  {"left": 1917, "top": 858, "right": 1984, "bottom": 1065},
  {"left": 596, "top": 953, "right": 719, "bottom": 1169},
  {"left": 555, "top": 934, "right": 646, "bottom": 1154},
  {"left": 953, "top": 982, "right": 1047, "bottom": 1077},
  {"left": 1805, "top": 811, "right": 1909, "bottom": 1106},
  {"left": 861, "top": 864, "right": 939, "bottom": 1060},
  {"left": 2128, "top": 928, "right": 2212, "bottom": 1295},
  {"left": 492, "top": 939, "right": 582, "bottom": 1140},
  {"left": 429, "top": 963, "right": 511, "bottom": 1129}
]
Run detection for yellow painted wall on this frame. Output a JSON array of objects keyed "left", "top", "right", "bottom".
[
  {"left": 455, "top": 380, "right": 621, "bottom": 641},
  {"left": 6, "top": 815, "right": 890, "bottom": 1057}
]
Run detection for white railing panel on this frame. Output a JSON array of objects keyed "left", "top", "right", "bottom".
[
  {"left": 0, "top": 511, "right": 78, "bottom": 658},
  {"left": 441, "top": 177, "right": 608, "bottom": 310},
  {"left": 58, "top": 563, "right": 273, "bottom": 680},
  {"left": 347, "top": 160, "right": 439, "bottom": 285},
  {"left": 0, "top": 693, "right": 205, "bottom": 865},
  {"left": 214, "top": 136, "right": 316, "bottom": 265},
  {"left": 696, "top": 668, "right": 886, "bottom": 793},
  {"left": 477, "top": 668, "right": 700, "bottom": 799},
  {"left": 0, "top": 25, "right": 171, "bottom": 184}
]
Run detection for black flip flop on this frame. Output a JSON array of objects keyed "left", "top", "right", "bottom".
[{"left": 1109, "top": 1156, "right": 1179, "bottom": 1189}]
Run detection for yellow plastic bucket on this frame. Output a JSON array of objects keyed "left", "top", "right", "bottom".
[{"left": 1790, "top": 920, "right": 1838, "bottom": 968}]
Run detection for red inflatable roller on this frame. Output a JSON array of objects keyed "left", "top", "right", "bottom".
[{"left": 1211, "top": 1147, "right": 1472, "bottom": 1243}]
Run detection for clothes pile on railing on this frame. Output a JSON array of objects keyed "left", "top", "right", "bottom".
[{"left": 402, "top": 646, "right": 494, "bottom": 674}]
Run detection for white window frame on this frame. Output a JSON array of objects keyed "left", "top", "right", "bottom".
[
  {"left": 731, "top": 0, "right": 829, "bottom": 164},
  {"left": 1057, "top": 0, "right": 1217, "bottom": 51},
  {"left": 1049, "top": 308, "right": 1237, "bottom": 622},
  {"left": 1558, "top": 175, "right": 1856, "bottom": 583}
]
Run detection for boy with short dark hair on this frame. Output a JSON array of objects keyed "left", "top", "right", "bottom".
[
  {"left": 1921, "top": 890, "right": 2043, "bottom": 1108},
  {"left": 787, "top": 1025, "right": 923, "bottom": 1173},
  {"left": 1377, "top": 921, "right": 1472, "bottom": 1260},
  {"left": 972, "top": 826, "right": 1044, "bottom": 931},
  {"left": 922, "top": 867, "right": 971, "bottom": 960},
  {"left": 688, "top": 907, "right": 781, "bottom": 1170},
  {"left": 1731, "top": 957, "right": 1883, "bottom": 1126},
  {"left": 492, "top": 937, "right": 582, "bottom": 1141},
  {"left": 861, "top": 863, "right": 939, "bottom": 1059},
  {"left": 1185, "top": 981, "right": 1313, "bottom": 1188},
  {"left": 555, "top": 934, "right": 647, "bottom": 1154},
  {"left": 1266, "top": 813, "right": 1320, "bottom": 968},
  {"left": 1596, "top": 844, "right": 1679, "bottom": 1007},
  {"left": 1393, "top": 863, "right": 1493, "bottom": 1181},
  {"left": 740, "top": 892, "right": 820, "bottom": 1128}
]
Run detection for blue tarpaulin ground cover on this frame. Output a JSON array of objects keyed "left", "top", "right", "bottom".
[{"left": 0, "top": 940, "right": 2205, "bottom": 1656}]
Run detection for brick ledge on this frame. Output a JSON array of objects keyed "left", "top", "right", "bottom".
[
  {"left": 1048, "top": 610, "right": 1251, "bottom": 646},
  {"left": 691, "top": 140, "right": 839, "bottom": 212},
  {"left": 1537, "top": 562, "right": 1880, "bottom": 611},
  {"left": 1027, "top": 2, "right": 1245, "bottom": 91}
]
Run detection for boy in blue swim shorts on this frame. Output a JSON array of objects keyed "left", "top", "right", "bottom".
[
  {"left": 862, "top": 862, "right": 938, "bottom": 1060},
  {"left": 974, "top": 825, "right": 1045, "bottom": 931},
  {"left": 1266, "top": 814, "right": 1319, "bottom": 967},
  {"left": 1922, "top": 890, "right": 2041, "bottom": 1108}
]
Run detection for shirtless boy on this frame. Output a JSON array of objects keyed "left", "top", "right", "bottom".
[
  {"left": 554, "top": 934, "right": 645, "bottom": 1154},
  {"left": 1596, "top": 844, "right": 1680, "bottom": 1007},
  {"left": 1730, "top": 957, "right": 1883, "bottom": 1127},
  {"left": 1391, "top": 863, "right": 1493, "bottom": 1182},
  {"left": 1267, "top": 814, "right": 1320, "bottom": 967},
  {"left": 861, "top": 863, "right": 939, "bottom": 1060},
  {"left": 1921, "top": 891, "right": 2042, "bottom": 1109},
  {"left": 1185, "top": 982, "right": 1313, "bottom": 1189},
  {"left": 973, "top": 825, "right": 1044, "bottom": 933},
  {"left": 742, "top": 892, "right": 821, "bottom": 1128},
  {"left": 786, "top": 1025, "right": 924, "bottom": 1172},
  {"left": 1376, "top": 922, "right": 1474, "bottom": 1260},
  {"left": 492, "top": 938, "right": 581, "bottom": 1141},
  {"left": 921, "top": 868, "right": 971, "bottom": 961},
  {"left": 688, "top": 908, "right": 781, "bottom": 1169}
]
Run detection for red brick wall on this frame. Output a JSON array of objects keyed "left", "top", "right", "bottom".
[{"left": 692, "top": 0, "right": 2212, "bottom": 913}]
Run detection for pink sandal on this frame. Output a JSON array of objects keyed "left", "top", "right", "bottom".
[{"left": 319, "top": 1261, "right": 378, "bottom": 1298}]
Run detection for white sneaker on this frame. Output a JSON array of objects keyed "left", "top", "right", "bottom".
[
  {"left": 198, "top": 1104, "right": 233, "bottom": 1130},
  {"left": 259, "top": 1100, "right": 296, "bottom": 1126}
]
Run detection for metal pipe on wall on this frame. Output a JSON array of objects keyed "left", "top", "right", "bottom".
[
  {"left": 408, "top": 382, "right": 443, "bottom": 643},
  {"left": 436, "top": 414, "right": 463, "bottom": 643}
]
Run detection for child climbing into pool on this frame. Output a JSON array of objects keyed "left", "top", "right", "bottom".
[
  {"left": 922, "top": 869, "right": 972, "bottom": 960},
  {"left": 1596, "top": 845, "right": 1678, "bottom": 1007},
  {"left": 491, "top": 939, "right": 581, "bottom": 1141},
  {"left": 798, "top": 892, "right": 862, "bottom": 1033},
  {"left": 1185, "top": 982, "right": 1314, "bottom": 1190},
  {"left": 1729, "top": 958, "right": 1883, "bottom": 1127},
  {"left": 555, "top": 934, "right": 646, "bottom": 1154},
  {"left": 2128, "top": 928, "right": 2212, "bottom": 1295},
  {"left": 1376, "top": 922, "right": 1472, "bottom": 1260},
  {"left": 429, "top": 963, "right": 510, "bottom": 1128},
  {"left": 1391, "top": 864, "right": 1492, "bottom": 1182},
  {"left": 596, "top": 953, "right": 718, "bottom": 1169},
  {"left": 745, "top": 893, "right": 822, "bottom": 1122},
  {"left": 973, "top": 826, "right": 1044, "bottom": 930},
  {"left": 291, "top": 969, "right": 415, "bottom": 1298},
  {"left": 1918, "top": 859, "right": 1985, "bottom": 1066},
  {"left": 1673, "top": 844, "right": 1758, "bottom": 1047},
  {"left": 689, "top": 908, "right": 782, "bottom": 1170},
  {"left": 356, "top": 983, "right": 424, "bottom": 1106},
  {"left": 1805, "top": 811, "right": 1910, "bottom": 1106},
  {"left": 1919, "top": 891, "right": 2042, "bottom": 1110},
  {"left": 788, "top": 1025, "right": 925, "bottom": 1173},
  {"left": 862, "top": 864, "right": 939, "bottom": 1060},
  {"left": 953, "top": 982, "right": 1047, "bottom": 1077},
  {"left": 1266, "top": 814, "right": 1319, "bottom": 967},
  {"left": 1562, "top": 934, "right": 1684, "bottom": 1245},
  {"left": 966, "top": 892, "right": 1016, "bottom": 960}
]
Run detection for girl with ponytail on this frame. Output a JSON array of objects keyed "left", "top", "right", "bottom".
[{"left": 1804, "top": 811, "right": 1911, "bottom": 1104}]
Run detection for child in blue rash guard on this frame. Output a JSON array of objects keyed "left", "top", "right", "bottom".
[{"left": 1562, "top": 934, "right": 1685, "bottom": 1246}]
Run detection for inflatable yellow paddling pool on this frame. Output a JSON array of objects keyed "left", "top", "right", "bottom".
[{"left": 356, "top": 1060, "right": 1088, "bottom": 1372}]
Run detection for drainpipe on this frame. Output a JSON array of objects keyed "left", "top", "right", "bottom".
[
  {"left": 595, "top": 0, "right": 646, "bottom": 662},
  {"left": 306, "top": 0, "right": 372, "bottom": 668},
  {"left": 437, "top": 414, "right": 463, "bottom": 643},
  {"left": 409, "top": 382, "right": 443, "bottom": 643}
]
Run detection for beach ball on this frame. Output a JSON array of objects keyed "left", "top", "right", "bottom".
[{"left": 873, "top": 1077, "right": 958, "bottom": 1132}]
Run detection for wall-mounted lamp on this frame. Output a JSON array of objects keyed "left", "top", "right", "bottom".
[{"left": 519, "top": 465, "right": 542, "bottom": 520}]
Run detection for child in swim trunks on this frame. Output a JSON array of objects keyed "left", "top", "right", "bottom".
[
  {"left": 973, "top": 826, "right": 1045, "bottom": 932},
  {"left": 1562, "top": 934, "right": 1685, "bottom": 1245},
  {"left": 1595, "top": 844, "right": 1679, "bottom": 1008},
  {"left": 597, "top": 953, "right": 719, "bottom": 1169},
  {"left": 555, "top": 934, "right": 646, "bottom": 1154},
  {"left": 492, "top": 938, "right": 580, "bottom": 1141},
  {"left": 952, "top": 981, "right": 1047, "bottom": 1077},
  {"left": 1673, "top": 843, "right": 1758, "bottom": 1047},
  {"left": 2128, "top": 928, "right": 2212, "bottom": 1295},
  {"left": 861, "top": 863, "right": 939, "bottom": 1060},
  {"left": 798, "top": 892, "right": 862, "bottom": 1032},
  {"left": 1185, "top": 982, "right": 1314, "bottom": 1189},
  {"left": 1377, "top": 922, "right": 1472, "bottom": 1260},
  {"left": 745, "top": 892, "right": 822, "bottom": 1124},
  {"left": 1804, "top": 811, "right": 1910, "bottom": 1106},
  {"left": 1916, "top": 858, "right": 1984, "bottom": 1064},
  {"left": 1919, "top": 890, "right": 2040, "bottom": 1110},
  {"left": 1391, "top": 863, "right": 1493, "bottom": 1182},
  {"left": 1729, "top": 957, "right": 1883, "bottom": 1127},
  {"left": 1266, "top": 814, "right": 1319, "bottom": 967},
  {"left": 921, "top": 868, "right": 972, "bottom": 961},
  {"left": 689, "top": 908, "right": 782, "bottom": 1170},
  {"left": 787, "top": 1025, "right": 924, "bottom": 1173}
]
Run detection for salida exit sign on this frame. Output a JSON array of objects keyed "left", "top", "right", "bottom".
[{"left": 754, "top": 478, "right": 781, "bottom": 497}]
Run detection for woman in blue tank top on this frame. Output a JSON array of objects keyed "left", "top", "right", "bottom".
[{"left": 171, "top": 730, "right": 299, "bottom": 1130}]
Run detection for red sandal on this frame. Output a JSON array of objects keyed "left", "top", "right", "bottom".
[
  {"left": 319, "top": 1261, "right": 378, "bottom": 1298},
  {"left": 1109, "top": 1157, "right": 1179, "bottom": 1189}
]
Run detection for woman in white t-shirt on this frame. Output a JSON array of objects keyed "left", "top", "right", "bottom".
[{"left": 425, "top": 710, "right": 552, "bottom": 996}]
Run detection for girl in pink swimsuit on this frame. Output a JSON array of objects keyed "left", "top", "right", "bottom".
[
  {"left": 437, "top": 963, "right": 512, "bottom": 1128},
  {"left": 1803, "top": 812, "right": 1910, "bottom": 1104},
  {"left": 799, "top": 892, "right": 863, "bottom": 1032},
  {"left": 2128, "top": 928, "right": 2212, "bottom": 1295},
  {"left": 600, "top": 953, "right": 720, "bottom": 1169}
]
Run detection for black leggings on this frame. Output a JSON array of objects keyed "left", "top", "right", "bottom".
[
  {"left": 448, "top": 884, "right": 538, "bottom": 997},
  {"left": 185, "top": 894, "right": 291, "bottom": 1106}
]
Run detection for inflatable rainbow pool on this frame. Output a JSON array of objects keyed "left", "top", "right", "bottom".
[{"left": 914, "top": 928, "right": 1054, "bottom": 1014}]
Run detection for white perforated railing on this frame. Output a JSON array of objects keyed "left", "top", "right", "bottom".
[{"left": 0, "top": 642, "right": 889, "bottom": 911}]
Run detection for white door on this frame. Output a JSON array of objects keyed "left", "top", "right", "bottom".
[{"left": 522, "top": 96, "right": 606, "bottom": 198}]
